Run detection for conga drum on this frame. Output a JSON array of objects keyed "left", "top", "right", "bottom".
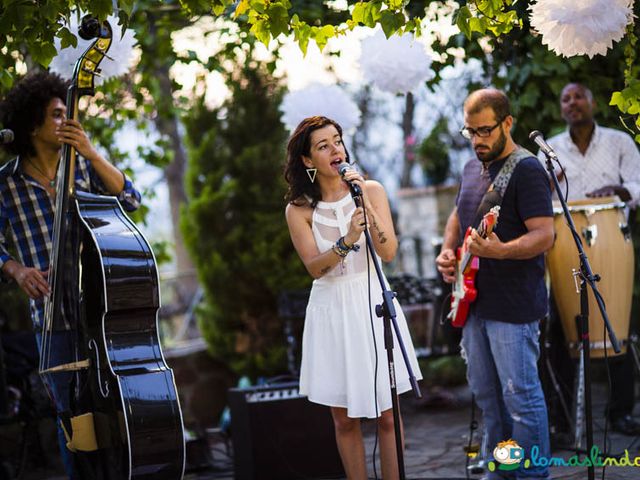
[{"left": 547, "top": 196, "right": 633, "bottom": 358}]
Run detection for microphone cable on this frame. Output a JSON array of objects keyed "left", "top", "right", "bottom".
[
  {"left": 362, "top": 197, "right": 382, "bottom": 480},
  {"left": 555, "top": 157, "right": 570, "bottom": 204}
]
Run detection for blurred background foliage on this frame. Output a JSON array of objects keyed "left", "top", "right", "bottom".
[{"left": 180, "top": 45, "right": 310, "bottom": 376}]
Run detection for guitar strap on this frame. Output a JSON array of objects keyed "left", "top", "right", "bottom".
[{"left": 471, "top": 147, "right": 533, "bottom": 227}]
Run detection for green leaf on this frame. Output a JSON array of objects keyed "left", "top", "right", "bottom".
[
  {"left": 469, "top": 17, "right": 485, "bottom": 35},
  {"left": 352, "top": 2, "right": 365, "bottom": 24},
  {"left": 321, "top": 24, "right": 335, "bottom": 38},
  {"left": 0, "top": 69, "right": 14, "bottom": 89},
  {"left": 482, "top": 0, "right": 498, "bottom": 17},
  {"left": 249, "top": 0, "right": 267, "bottom": 14},
  {"left": 90, "top": 0, "right": 115, "bottom": 19},
  {"left": 363, "top": 1, "right": 382, "bottom": 27},
  {"left": 57, "top": 26, "right": 78, "bottom": 50},
  {"left": 41, "top": 1, "right": 59, "bottom": 22},
  {"left": 119, "top": 0, "right": 135, "bottom": 18},
  {"left": 380, "top": 10, "right": 404, "bottom": 38},
  {"left": 610, "top": 91, "right": 626, "bottom": 111},
  {"left": 251, "top": 18, "right": 271, "bottom": 45},
  {"left": 267, "top": 3, "right": 289, "bottom": 38},
  {"left": 212, "top": 0, "right": 228, "bottom": 16},
  {"left": 30, "top": 41, "right": 58, "bottom": 67},
  {"left": 311, "top": 24, "right": 336, "bottom": 51},
  {"left": 403, "top": 19, "right": 416, "bottom": 34},
  {"left": 293, "top": 21, "right": 311, "bottom": 55},
  {"left": 455, "top": 6, "right": 472, "bottom": 39}
]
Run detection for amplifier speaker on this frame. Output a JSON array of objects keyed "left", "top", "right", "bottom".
[{"left": 228, "top": 381, "right": 344, "bottom": 480}]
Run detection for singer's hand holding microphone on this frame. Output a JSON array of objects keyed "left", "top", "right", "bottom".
[
  {"left": 339, "top": 163, "right": 368, "bottom": 240},
  {"left": 348, "top": 206, "right": 367, "bottom": 235},
  {"left": 338, "top": 162, "right": 366, "bottom": 199}
]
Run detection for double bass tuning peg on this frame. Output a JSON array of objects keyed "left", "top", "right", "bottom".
[
  {"left": 82, "top": 67, "right": 103, "bottom": 78},
  {"left": 78, "top": 14, "right": 109, "bottom": 40}
]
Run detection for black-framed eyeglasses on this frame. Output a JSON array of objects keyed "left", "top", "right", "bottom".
[{"left": 460, "top": 118, "right": 505, "bottom": 139}]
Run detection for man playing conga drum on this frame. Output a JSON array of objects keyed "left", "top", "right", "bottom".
[{"left": 540, "top": 82, "right": 640, "bottom": 436}]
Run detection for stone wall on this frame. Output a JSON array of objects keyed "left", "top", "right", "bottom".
[{"left": 395, "top": 184, "right": 458, "bottom": 278}]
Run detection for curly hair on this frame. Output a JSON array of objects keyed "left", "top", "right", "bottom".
[
  {"left": 0, "top": 71, "right": 69, "bottom": 157},
  {"left": 284, "top": 116, "right": 351, "bottom": 207}
]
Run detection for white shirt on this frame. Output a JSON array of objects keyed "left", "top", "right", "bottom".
[{"left": 537, "top": 124, "right": 640, "bottom": 207}]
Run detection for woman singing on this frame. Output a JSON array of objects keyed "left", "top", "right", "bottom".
[{"left": 284, "top": 116, "right": 422, "bottom": 479}]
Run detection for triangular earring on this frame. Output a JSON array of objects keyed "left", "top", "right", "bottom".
[{"left": 306, "top": 168, "right": 317, "bottom": 183}]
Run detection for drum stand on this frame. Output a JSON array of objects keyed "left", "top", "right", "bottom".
[{"left": 540, "top": 142, "right": 621, "bottom": 480}]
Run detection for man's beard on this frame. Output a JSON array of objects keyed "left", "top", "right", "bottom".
[{"left": 475, "top": 128, "right": 506, "bottom": 164}]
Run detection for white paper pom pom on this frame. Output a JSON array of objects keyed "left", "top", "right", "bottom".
[
  {"left": 359, "top": 29, "right": 434, "bottom": 94},
  {"left": 50, "top": 14, "right": 138, "bottom": 81},
  {"left": 280, "top": 84, "right": 361, "bottom": 132},
  {"left": 530, "top": 0, "right": 634, "bottom": 58}
]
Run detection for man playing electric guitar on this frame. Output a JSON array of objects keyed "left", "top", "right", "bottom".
[
  {"left": 448, "top": 206, "right": 499, "bottom": 328},
  {"left": 435, "top": 88, "right": 554, "bottom": 480}
]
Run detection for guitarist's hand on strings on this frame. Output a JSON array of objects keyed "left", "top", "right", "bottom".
[
  {"left": 436, "top": 248, "right": 456, "bottom": 283},
  {"left": 467, "top": 230, "right": 505, "bottom": 259}
]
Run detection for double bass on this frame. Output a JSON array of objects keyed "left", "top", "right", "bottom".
[{"left": 38, "top": 15, "right": 185, "bottom": 479}]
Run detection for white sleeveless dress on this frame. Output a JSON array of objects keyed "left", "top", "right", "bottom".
[{"left": 299, "top": 193, "right": 423, "bottom": 418}]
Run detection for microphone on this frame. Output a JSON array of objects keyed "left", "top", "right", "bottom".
[
  {"left": 338, "top": 163, "right": 362, "bottom": 197},
  {"left": 0, "top": 129, "right": 14, "bottom": 144},
  {"left": 529, "top": 130, "right": 557, "bottom": 160}
]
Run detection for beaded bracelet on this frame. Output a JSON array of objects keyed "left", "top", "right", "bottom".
[
  {"left": 338, "top": 236, "right": 360, "bottom": 253},
  {"left": 332, "top": 243, "right": 349, "bottom": 258}
]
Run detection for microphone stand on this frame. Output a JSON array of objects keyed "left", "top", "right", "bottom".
[
  {"left": 541, "top": 153, "right": 620, "bottom": 480},
  {"left": 346, "top": 182, "right": 421, "bottom": 480}
]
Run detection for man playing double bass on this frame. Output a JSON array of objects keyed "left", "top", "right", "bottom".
[
  {"left": 0, "top": 71, "right": 141, "bottom": 478},
  {"left": 539, "top": 82, "right": 640, "bottom": 436}
]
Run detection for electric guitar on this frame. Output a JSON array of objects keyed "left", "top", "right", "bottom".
[{"left": 448, "top": 206, "right": 500, "bottom": 328}]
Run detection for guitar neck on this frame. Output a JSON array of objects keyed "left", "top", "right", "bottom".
[{"left": 460, "top": 251, "right": 472, "bottom": 273}]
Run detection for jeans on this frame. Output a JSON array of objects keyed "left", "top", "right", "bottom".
[{"left": 461, "top": 312, "right": 550, "bottom": 479}]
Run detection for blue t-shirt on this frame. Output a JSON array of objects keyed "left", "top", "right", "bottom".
[{"left": 456, "top": 148, "right": 553, "bottom": 323}]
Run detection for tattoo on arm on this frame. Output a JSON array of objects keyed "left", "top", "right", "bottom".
[
  {"left": 372, "top": 218, "right": 387, "bottom": 244},
  {"left": 320, "top": 266, "right": 331, "bottom": 275}
]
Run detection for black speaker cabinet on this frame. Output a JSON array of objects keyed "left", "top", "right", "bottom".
[{"left": 228, "top": 382, "right": 344, "bottom": 480}]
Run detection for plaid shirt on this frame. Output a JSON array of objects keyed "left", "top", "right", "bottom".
[{"left": 0, "top": 156, "right": 141, "bottom": 327}]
